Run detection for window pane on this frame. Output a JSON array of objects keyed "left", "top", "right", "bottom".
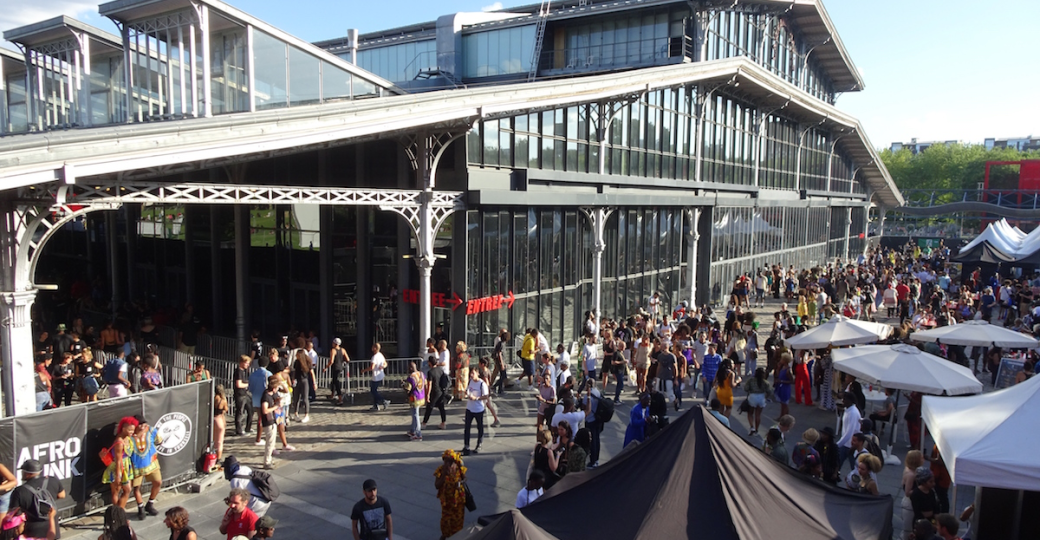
[
  {"left": 321, "top": 61, "right": 352, "bottom": 102},
  {"left": 288, "top": 45, "right": 321, "bottom": 106},
  {"left": 253, "top": 30, "right": 288, "bottom": 110}
]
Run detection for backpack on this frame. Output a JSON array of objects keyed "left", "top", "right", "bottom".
[
  {"left": 102, "top": 358, "right": 125, "bottom": 384},
  {"left": 22, "top": 482, "right": 55, "bottom": 520},
  {"left": 235, "top": 470, "right": 280, "bottom": 502},
  {"left": 593, "top": 394, "right": 614, "bottom": 423},
  {"left": 863, "top": 434, "right": 885, "bottom": 466}
]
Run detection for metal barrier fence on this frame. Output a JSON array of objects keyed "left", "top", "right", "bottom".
[
  {"left": 342, "top": 358, "right": 424, "bottom": 402},
  {"left": 93, "top": 345, "right": 424, "bottom": 405}
]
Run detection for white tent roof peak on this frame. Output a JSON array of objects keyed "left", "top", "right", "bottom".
[{"left": 922, "top": 374, "right": 1040, "bottom": 489}]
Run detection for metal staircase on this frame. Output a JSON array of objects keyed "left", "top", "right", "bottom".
[{"left": 527, "top": 0, "right": 552, "bottom": 82}]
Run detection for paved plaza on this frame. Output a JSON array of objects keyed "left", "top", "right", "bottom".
[{"left": 57, "top": 302, "right": 980, "bottom": 540}]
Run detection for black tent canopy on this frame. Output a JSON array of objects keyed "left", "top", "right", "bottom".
[
  {"left": 951, "top": 241, "right": 1017, "bottom": 264},
  {"left": 474, "top": 407, "right": 892, "bottom": 540}
]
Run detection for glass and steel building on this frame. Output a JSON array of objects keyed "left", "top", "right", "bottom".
[{"left": 0, "top": 0, "right": 901, "bottom": 364}]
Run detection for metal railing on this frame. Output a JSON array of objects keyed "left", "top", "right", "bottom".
[{"left": 902, "top": 189, "right": 1040, "bottom": 209}]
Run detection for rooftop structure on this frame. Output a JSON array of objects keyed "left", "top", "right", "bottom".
[{"left": 0, "top": 0, "right": 899, "bottom": 418}]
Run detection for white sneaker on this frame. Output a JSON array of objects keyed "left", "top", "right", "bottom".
[
  {"left": 254, "top": 440, "right": 264, "bottom": 447},
  {"left": 301, "top": 415, "right": 310, "bottom": 424}
]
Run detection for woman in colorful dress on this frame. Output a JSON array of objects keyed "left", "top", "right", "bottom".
[
  {"left": 103, "top": 416, "right": 138, "bottom": 509},
  {"left": 433, "top": 449, "right": 467, "bottom": 540}
]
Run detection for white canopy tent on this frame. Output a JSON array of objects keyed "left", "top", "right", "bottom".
[
  {"left": 922, "top": 374, "right": 1040, "bottom": 490},
  {"left": 784, "top": 315, "right": 892, "bottom": 349},
  {"left": 957, "top": 218, "right": 1040, "bottom": 260},
  {"left": 909, "top": 320, "right": 1039, "bottom": 349}
]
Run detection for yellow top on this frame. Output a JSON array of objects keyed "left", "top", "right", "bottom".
[{"left": 521, "top": 335, "right": 536, "bottom": 360}]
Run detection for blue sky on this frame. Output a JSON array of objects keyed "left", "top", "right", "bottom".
[{"left": 4, "top": 0, "right": 1038, "bottom": 149}]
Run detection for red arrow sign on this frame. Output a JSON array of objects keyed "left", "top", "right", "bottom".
[
  {"left": 449, "top": 291, "right": 463, "bottom": 310},
  {"left": 505, "top": 290, "right": 515, "bottom": 309}
]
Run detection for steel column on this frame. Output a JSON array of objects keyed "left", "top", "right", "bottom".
[
  {"left": 580, "top": 207, "right": 614, "bottom": 323},
  {"left": 416, "top": 134, "right": 435, "bottom": 346},
  {"left": 843, "top": 207, "right": 853, "bottom": 263},
  {"left": 0, "top": 291, "right": 36, "bottom": 416},
  {"left": 210, "top": 206, "right": 222, "bottom": 330},
  {"left": 105, "top": 211, "right": 121, "bottom": 312},
  {"left": 123, "top": 206, "right": 138, "bottom": 302},
  {"left": 233, "top": 205, "right": 248, "bottom": 343},
  {"left": 686, "top": 208, "right": 701, "bottom": 308},
  {"left": 0, "top": 202, "right": 38, "bottom": 416}
]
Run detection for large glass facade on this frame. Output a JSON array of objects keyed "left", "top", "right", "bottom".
[
  {"left": 708, "top": 205, "right": 832, "bottom": 305},
  {"left": 461, "top": 26, "right": 535, "bottom": 79},
  {"left": 465, "top": 207, "right": 685, "bottom": 348},
  {"left": 544, "top": 9, "right": 687, "bottom": 73},
  {"left": 2, "top": 57, "right": 29, "bottom": 134},
  {"left": 468, "top": 86, "right": 697, "bottom": 180},
  {"left": 702, "top": 10, "right": 835, "bottom": 103},
  {"left": 467, "top": 85, "right": 865, "bottom": 195},
  {"left": 356, "top": 39, "right": 436, "bottom": 83}
]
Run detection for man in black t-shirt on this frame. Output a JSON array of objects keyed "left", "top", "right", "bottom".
[
  {"left": 10, "top": 459, "right": 64, "bottom": 539},
  {"left": 234, "top": 355, "right": 253, "bottom": 436},
  {"left": 51, "top": 325, "right": 72, "bottom": 360},
  {"left": 272, "top": 337, "right": 290, "bottom": 374},
  {"left": 178, "top": 317, "right": 201, "bottom": 355},
  {"left": 259, "top": 378, "right": 280, "bottom": 469},
  {"left": 249, "top": 331, "right": 264, "bottom": 366},
  {"left": 351, "top": 479, "right": 392, "bottom": 540}
]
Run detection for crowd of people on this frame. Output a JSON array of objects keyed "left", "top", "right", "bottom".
[{"left": 21, "top": 237, "right": 1040, "bottom": 539}]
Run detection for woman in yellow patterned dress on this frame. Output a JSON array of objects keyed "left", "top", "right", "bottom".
[
  {"left": 433, "top": 449, "right": 467, "bottom": 540},
  {"left": 102, "top": 416, "right": 138, "bottom": 508}
]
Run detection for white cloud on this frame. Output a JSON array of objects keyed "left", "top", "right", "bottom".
[{"left": 482, "top": 2, "right": 504, "bottom": 12}]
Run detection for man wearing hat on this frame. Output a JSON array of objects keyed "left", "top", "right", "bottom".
[
  {"left": 10, "top": 459, "right": 64, "bottom": 539},
  {"left": 350, "top": 479, "right": 392, "bottom": 540},
  {"left": 252, "top": 515, "right": 277, "bottom": 539}
]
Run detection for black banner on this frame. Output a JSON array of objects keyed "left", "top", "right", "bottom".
[
  {"left": 10, "top": 406, "right": 86, "bottom": 511},
  {"left": 0, "top": 381, "right": 213, "bottom": 516},
  {"left": 142, "top": 384, "right": 203, "bottom": 479}
]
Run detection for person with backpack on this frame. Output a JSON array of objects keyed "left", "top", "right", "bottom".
[
  {"left": 581, "top": 379, "right": 612, "bottom": 469},
  {"left": 422, "top": 357, "right": 449, "bottom": 431},
  {"left": 10, "top": 459, "right": 63, "bottom": 540},
  {"left": 103, "top": 352, "right": 131, "bottom": 399},
  {"left": 223, "top": 456, "right": 275, "bottom": 517},
  {"left": 403, "top": 362, "right": 426, "bottom": 441},
  {"left": 103, "top": 417, "right": 139, "bottom": 509},
  {"left": 327, "top": 338, "right": 349, "bottom": 405}
]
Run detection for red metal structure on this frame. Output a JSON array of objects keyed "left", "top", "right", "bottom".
[{"left": 984, "top": 160, "right": 1040, "bottom": 190}]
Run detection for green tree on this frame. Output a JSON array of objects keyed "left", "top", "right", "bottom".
[{"left": 880, "top": 143, "right": 1040, "bottom": 194}]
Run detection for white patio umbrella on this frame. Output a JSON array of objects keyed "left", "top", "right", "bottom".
[
  {"left": 909, "top": 320, "right": 1039, "bottom": 349},
  {"left": 832, "top": 343, "right": 984, "bottom": 461},
  {"left": 831, "top": 344, "right": 983, "bottom": 396},
  {"left": 783, "top": 315, "right": 893, "bottom": 349}
]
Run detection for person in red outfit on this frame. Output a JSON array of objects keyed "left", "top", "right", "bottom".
[
  {"left": 793, "top": 350, "right": 814, "bottom": 406},
  {"left": 906, "top": 391, "right": 922, "bottom": 450}
]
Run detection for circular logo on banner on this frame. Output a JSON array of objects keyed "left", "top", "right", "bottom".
[{"left": 154, "top": 412, "right": 192, "bottom": 456}]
